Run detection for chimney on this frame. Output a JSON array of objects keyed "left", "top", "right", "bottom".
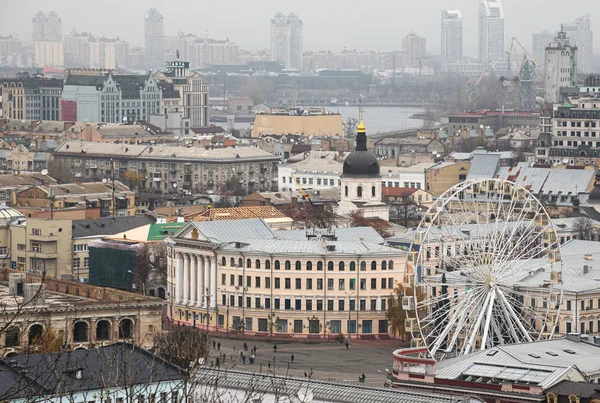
[
  {"left": 584, "top": 265, "right": 590, "bottom": 274},
  {"left": 585, "top": 254, "right": 593, "bottom": 261},
  {"left": 567, "top": 333, "right": 581, "bottom": 343},
  {"left": 321, "top": 238, "right": 327, "bottom": 249},
  {"left": 9, "top": 273, "right": 26, "bottom": 296},
  {"left": 24, "top": 283, "right": 46, "bottom": 306}
]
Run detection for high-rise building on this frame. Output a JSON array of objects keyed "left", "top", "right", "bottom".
[
  {"left": 32, "top": 11, "right": 63, "bottom": 68},
  {"left": 544, "top": 30, "right": 577, "bottom": 104},
  {"left": 478, "top": 0, "right": 505, "bottom": 67},
  {"left": 64, "top": 32, "right": 129, "bottom": 70},
  {"left": 270, "top": 12, "right": 303, "bottom": 70},
  {"left": 532, "top": 30, "right": 556, "bottom": 73},
  {"left": 0, "top": 35, "right": 22, "bottom": 67},
  {"left": 145, "top": 8, "right": 164, "bottom": 70},
  {"left": 402, "top": 33, "right": 426, "bottom": 69},
  {"left": 562, "top": 14, "right": 593, "bottom": 74},
  {"left": 441, "top": 10, "right": 463, "bottom": 68}
]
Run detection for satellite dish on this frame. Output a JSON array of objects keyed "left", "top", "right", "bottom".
[
  {"left": 172, "top": 183, "right": 178, "bottom": 188},
  {"left": 436, "top": 154, "right": 441, "bottom": 158},
  {"left": 432, "top": 150, "right": 437, "bottom": 155},
  {"left": 40, "top": 169, "right": 48, "bottom": 176},
  {"left": 296, "top": 386, "right": 314, "bottom": 403},
  {"left": 102, "top": 178, "right": 108, "bottom": 184},
  {"left": 562, "top": 158, "right": 569, "bottom": 164},
  {"left": 123, "top": 116, "right": 127, "bottom": 122}
]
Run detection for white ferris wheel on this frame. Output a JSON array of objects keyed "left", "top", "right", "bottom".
[{"left": 403, "top": 179, "right": 564, "bottom": 360}]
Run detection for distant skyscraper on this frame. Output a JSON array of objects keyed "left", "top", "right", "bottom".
[
  {"left": 145, "top": 8, "right": 164, "bottom": 70},
  {"left": 402, "top": 33, "right": 427, "bottom": 68},
  {"left": 562, "top": 14, "right": 593, "bottom": 73},
  {"left": 532, "top": 30, "right": 556, "bottom": 72},
  {"left": 544, "top": 30, "right": 577, "bottom": 104},
  {"left": 32, "top": 11, "right": 63, "bottom": 68},
  {"left": 478, "top": 0, "right": 505, "bottom": 67},
  {"left": 270, "top": 12, "right": 303, "bottom": 70},
  {"left": 441, "top": 10, "right": 463, "bottom": 68}
]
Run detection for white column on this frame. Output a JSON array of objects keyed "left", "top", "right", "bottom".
[
  {"left": 210, "top": 256, "right": 217, "bottom": 308},
  {"left": 176, "top": 253, "right": 184, "bottom": 303},
  {"left": 190, "top": 255, "right": 197, "bottom": 306},
  {"left": 197, "top": 255, "right": 204, "bottom": 307},
  {"left": 203, "top": 256, "right": 210, "bottom": 307},
  {"left": 183, "top": 253, "right": 190, "bottom": 304}
]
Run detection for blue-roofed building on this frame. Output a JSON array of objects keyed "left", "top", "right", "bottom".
[{"left": 166, "top": 218, "right": 406, "bottom": 338}]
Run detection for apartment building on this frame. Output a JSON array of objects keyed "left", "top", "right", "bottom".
[
  {"left": 52, "top": 141, "right": 280, "bottom": 194},
  {"left": 167, "top": 219, "right": 405, "bottom": 336},
  {"left": 0, "top": 76, "right": 63, "bottom": 121}
]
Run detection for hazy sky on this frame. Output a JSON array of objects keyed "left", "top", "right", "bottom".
[{"left": 1, "top": 0, "right": 598, "bottom": 56}]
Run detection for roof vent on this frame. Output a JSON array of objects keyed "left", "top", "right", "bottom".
[
  {"left": 546, "top": 351, "right": 558, "bottom": 356},
  {"left": 584, "top": 265, "right": 590, "bottom": 274},
  {"left": 528, "top": 353, "right": 540, "bottom": 359},
  {"left": 326, "top": 245, "right": 336, "bottom": 252},
  {"left": 585, "top": 254, "right": 593, "bottom": 261}
]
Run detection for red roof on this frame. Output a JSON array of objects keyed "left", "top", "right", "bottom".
[
  {"left": 382, "top": 187, "right": 419, "bottom": 197},
  {"left": 191, "top": 125, "right": 225, "bottom": 134},
  {"left": 451, "top": 110, "right": 539, "bottom": 117}
]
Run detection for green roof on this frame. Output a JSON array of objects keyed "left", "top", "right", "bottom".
[
  {"left": 147, "top": 222, "right": 185, "bottom": 241},
  {"left": 559, "top": 103, "right": 575, "bottom": 108}
]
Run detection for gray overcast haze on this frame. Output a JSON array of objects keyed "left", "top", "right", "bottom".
[{"left": 1, "top": 0, "right": 598, "bottom": 56}]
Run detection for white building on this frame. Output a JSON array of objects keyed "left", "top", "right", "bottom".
[
  {"left": 478, "top": 0, "right": 505, "bottom": 68},
  {"left": 32, "top": 11, "right": 63, "bottom": 68},
  {"left": 278, "top": 155, "right": 343, "bottom": 192},
  {"left": 441, "top": 10, "right": 463, "bottom": 69},
  {"left": 544, "top": 30, "right": 578, "bottom": 104},
  {"left": 380, "top": 163, "right": 434, "bottom": 190},
  {"left": 145, "top": 8, "right": 164, "bottom": 70},
  {"left": 270, "top": 12, "right": 303, "bottom": 70},
  {"left": 563, "top": 14, "right": 593, "bottom": 74}
]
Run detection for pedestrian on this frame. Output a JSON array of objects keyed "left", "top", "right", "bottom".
[
  {"left": 212, "top": 340, "right": 216, "bottom": 349},
  {"left": 345, "top": 341, "right": 350, "bottom": 350},
  {"left": 253, "top": 345, "right": 257, "bottom": 354},
  {"left": 268, "top": 361, "right": 271, "bottom": 369},
  {"left": 223, "top": 353, "right": 226, "bottom": 361},
  {"left": 304, "top": 371, "right": 307, "bottom": 377},
  {"left": 244, "top": 342, "right": 248, "bottom": 351},
  {"left": 243, "top": 355, "right": 246, "bottom": 364},
  {"left": 291, "top": 354, "right": 294, "bottom": 364},
  {"left": 217, "top": 342, "right": 221, "bottom": 351},
  {"left": 273, "top": 344, "right": 277, "bottom": 353},
  {"left": 251, "top": 354, "right": 255, "bottom": 364},
  {"left": 240, "top": 351, "right": 244, "bottom": 359},
  {"left": 216, "top": 357, "right": 220, "bottom": 367}
]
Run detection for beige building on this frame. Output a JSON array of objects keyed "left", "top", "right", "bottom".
[
  {"left": 252, "top": 113, "right": 344, "bottom": 138},
  {"left": 0, "top": 271, "right": 163, "bottom": 356},
  {"left": 425, "top": 161, "right": 471, "bottom": 197},
  {"left": 53, "top": 141, "right": 280, "bottom": 194},
  {"left": 34, "top": 41, "right": 64, "bottom": 68},
  {"left": 167, "top": 219, "right": 405, "bottom": 337}
]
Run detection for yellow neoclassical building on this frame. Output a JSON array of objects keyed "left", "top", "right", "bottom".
[{"left": 166, "top": 218, "right": 406, "bottom": 338}]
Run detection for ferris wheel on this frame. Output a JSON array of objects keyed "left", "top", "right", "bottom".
[{"left": 403, "top": 179, "right": 564, "bottom": 360}]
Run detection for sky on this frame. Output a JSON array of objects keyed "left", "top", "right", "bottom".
[{"left": 1, "top": 0, "right": 599, "bottom": 57}]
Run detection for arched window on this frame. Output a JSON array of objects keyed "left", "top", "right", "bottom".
[
  {"left": 5, "top": 327, "right": 20, "bottom": 347},
  {"left": 360, "top": 261, "right": 366, "bottom": 271},
  {"left": 339, "top": 262, "right": 345, "bottom": 271},
  {"left": 274, "top": 260, "right": 280, "bottom": 270},
  {"left": 388, "top": 260, "right": 394, "bottom": 270},
  {"left": 221, "top": 257, "right": 226, "bottom": 266},
  {"left": 371, "top": 261, "right": 377, "bottom": 270},
  {"left": 328, "top": 262, "right": 334, "bottom": 271},
  {"left": 230, "top": 257, "right": 235, "bottom": 267},
  {"left": 266, "top": 260, "right": 271, "bottom": 270},
  {"left": 157, "top": 287, "right": 166, "bottom": 299},
  {"left": 372, "top": 186, "right": 376, "bottom": 197},
  {"left": 306, "top": 261, "right": 313, "bottom": 271},
  {"left": 295, "top": 261, "right": 301, "bottom": 270},
  {"left": 350, "top": 262, "right": 356, "bottom": 271},
  {"left": 344, "top": 186, "right": 348, "bottom": 197},
  {"left": 255, "top": 259, "right": 261, "bottom": 269},
  {"left": 119, "top": 319, "right": 133, "bottom": 339},
  {"left": 96, "top": 320, "right": 111, "bottom": 341},
  {"left": 317, "top": 261, "right": 323, "bottom": 271},
  {"left": 246, "top": 259, "right": 252, "bottom": 268},
  {"left": 357, "top": 186, "right": 363, "bottom": 197},
  {"left": 285, "top": 260, "right": 291, "bottom": 270},
  {"left": 73, "top": 321, "right": 89, "bottom": 343},
  {"left": 381, "top": 261, "right": 387, "bottom": 270},
  {"left": 238, "top": 258, "right": 243, "bottom": 267},
  {"left": 28, "top": 324, "right": 43, "bottom": 345}
]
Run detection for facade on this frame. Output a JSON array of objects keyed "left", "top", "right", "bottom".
[
  {"left": 164, "top": 34, "right": 239, "bottom": 67},
  {"left": 62, "top": 71, "right": 162, "bottom": 123},
  {"left": 155, "top": 61, "right": 210, "bottom": 128},
  {"left": 52, "top": 141, "right": 280, "bottom": 194},
  {"left": 424, "top": 161, "right": 470, "bottom": 197},
  {"left": 0, "top": 271, "right": 163, "bottom": 355},
  {"left": 278, "top": 155, "right": 343, "bottom": 192},
  {"left": 544, "top": 30, "right": 578, "bottom": 104},
  {"left": 252, "top": 113, "right": 344, "bottom": 138},
  {"left": 64, "top": 31, "right": 128, "bottom": 69},
  {"left": 144, "top": 8, "right": 164, "bottom": 70},
  {"left": 270, "top": 13, "right": 303, "bottom": 70},
  {"left": 167, "top": 219, "right": 405, "bottom": 336},
  {"left": 446, "top": 110, "right": 540, "bottom": 136},
  {"left": 532, "top": 29, "right": 557, "bottom": 73},
  {"left": 563, "top": 14, "right": 593, "bottom": 74},
  {"left": 402, "top": 33, "right": 427, "bottom": 69},
  {"left": 380, "top": 163, "right": 434, "bottom": 190},
  {"left": 441, "top": 10, "right": 463, "bottom": 69},
  {"left": 32, "top": 11, "right": 63, "bottom": 68},
  {"left": 478, "top": 0, "right": 505, "bottom": 67},
  {"left": 0, "top": 77, "right": 63, "bottom": 121},
  {"left": 0, "top": 35, "right": 22, "bottom": 67}
]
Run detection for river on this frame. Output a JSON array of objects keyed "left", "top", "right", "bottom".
[{"left": 218, "top": 106, "right": 425, "bottom": 134}]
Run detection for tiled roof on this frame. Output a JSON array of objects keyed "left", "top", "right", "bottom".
[
  {"left": 547, "top": 380, "right": 600, "bottom": 398},
  {"left": 185, "top": 205, "right": 289, "bottom": 222}
]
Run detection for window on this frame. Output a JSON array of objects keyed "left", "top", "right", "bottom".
[
  {"left": 327, "top": 278, "right": 334, "bottom": 290},
  {"left": 381, "top": 298, "right": 387, "bottom": 311},
  {"left": 330, "top": 320, "right": 341, "bottom": 333},
  {"left": 31, "top": 242, "right": 41, "bottom": 252},
  {"left": 381, "top": 278, "right": 387, "bottom": 289},
  {"left": 317, "top": 279, "right": 323, "bottom": 290},
  {"left": 285, "top": 260, "right": 291, "bottom": 270},
  {"left": 266, "top": 260, "right": 271, "bottom": 270},
  {"left": 295, "top": 261, "right": 301, "bottom": 270},
  {"left": 339, "top": 279, "right": 345, "bottom": 290},
  {"left": 360, "top": 261, "right": 366, "bottom": 271},
  {"left": 388, "top": 278, "right": 394, "bottom": 288},
  {"left": 371, "top": 278, "right": 377, "bottom": 289},
  {"left": 255, "top": 259, "right": 261, "bottom": 269},
  {"left": 221, "top": 257, "right": 226, "bottom": 266},
  {"left": 246, "top": 276, "right": 251, "bottom": 287},
  {"left": 371, "top": 261, "right": 377, "bottom": 270},
  {"left": 389, "top": 260, "right": 394, "bottom": 270},
  {"left": 306, "top": 278, "right": 312, "bottom": 289},
  {"left": 285, "top": 278, "right": 291, "bottom": 289},
  {"left": 73, "top": 258, "right": 81, "bottom": 268},
  {"left": 274, "top": 260, "right": 280, "bottom": 270},
  {"left": 328, "top": 262, "right": 334, "bottom": 271},
  {"left": 360, "top": 299, "right": 366, "bottom": 311},
  {"left": 350, "top": 299, "right": 356, "bottom": 311},
  {"left": 238, "top": 275, "right": 243, "bottom": 286},
  {"left": 17, "top": 243, "right": 26, "bottom": 251},
  {"left": 327, "top": 300, "right": 334, "bottom": 311},
  {"left": 317, "top": 300, "right": 323, "bottom": 311},
  {"left": 306, "top": 261, "right": 312, "bottom": 271},
  {"left": 274, "top": 298, "right": 280, "bottom": 309},
  {"left": 230, "top": 257, "right": 235, "bottom": 267},
  {"left": 317, "top": 261, "right": 323, "bottom": 271},
  {"left": 265, "top": 297, "right": 271, "bottom": 309},
  {"left": 371, "top": 299, "right": 377, "bottom": 311},
  {"left": 230, "top": 274, "right": 234, "bottom": 285},
  {"left": 339, "top": 262, "right": 345, "bottom": 271},
  {"left": 381, "top": 261, "right": 387, "bottom": 270},
  {"left": 32, "top": 228, "right": 41, "bottom": 236},
  {"left": 357, "top": 186, "right": 363, "bottom": 197},
  {"left": 255, "top": 297, "right": 261, "bottom": 308},
  {"left": 349, "top": 278, "right": 356, "bottom": 290},
  {"left": 295, "top": 278, "right": 301, "bottom": 289},
  {"left": 295, "top": 299, "right": 302, "bottom": 310},
  {"left": 274, "top": 278, "right": 280, "bottom": 289},
  {"left": 344, "top": 186, "right": 348, "bottom": 197},
  {"left": 255, "top": 276, "right": 261, "bottom": 288},
  {"left": 306, "top": 300, "right": 313, "bottom": 311},
  {"left": 372, "top": 186, "right": 376, "bottom": 197},
  {"left": 238, "top": 258, "right": 243, "bottom": 267},
  {"left": 84, "top": 257, "right": 89, "bottom": 268}
]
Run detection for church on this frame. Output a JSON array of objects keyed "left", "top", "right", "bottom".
[{"left": 337, "top": 120, "right": 390, "bottom": 221}]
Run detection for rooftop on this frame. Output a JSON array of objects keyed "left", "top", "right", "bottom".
[
  {"left": 72, "top": 216, "right": 157, "bottom": 238},
  {"left": 0, "top": 173, "right": 57, "bottom": 188},
  {"left": 183, "top": 205, "right": 290, "bottom": 222}
]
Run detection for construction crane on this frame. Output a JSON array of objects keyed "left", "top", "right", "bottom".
[
  {"left": 508, "top": 37, "right": 538, "bottom": 111},
  {"left": 290, "top": 174, "right": 327, "bottom": 228}
]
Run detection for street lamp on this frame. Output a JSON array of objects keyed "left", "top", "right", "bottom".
[
  {"left": 345, "top": 291, "right": 355, "bottom": 344},
  {"left": 127, "top": 270, "right": 145, "bottom": 295},
  {"left": 217, "top": 287, "right": 230, "bottom": 338}
]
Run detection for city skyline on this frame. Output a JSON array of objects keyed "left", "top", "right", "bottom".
[{"left": 1, "top": 0, "right": 599, "bottom": 57}]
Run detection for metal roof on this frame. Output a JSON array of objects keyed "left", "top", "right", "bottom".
[
  {"left": 191, "top": 218, "right": 276, "bottom": 243},
  {"left": 220, "top": 238, "right": 397, "bottom": 256},
  {"left": 275, "top": 226, "right": 385, "bottom": 244},
  {"left": 193, "top": 367, "right": 451, "bottom": 403},
  {"left": 467, "top": 154, "right": 500, "bottom": 180},
  {"left": 72, "top": 216, "right": 156, "bottom": 238}
]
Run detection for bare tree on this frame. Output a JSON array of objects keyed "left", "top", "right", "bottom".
[
  {"left": 385, "top": 195, "right": 420, "bottom": 227},
  {"left": 47, "top": 159, "right": 73, "bottom": 183},
  {"left": 574, "top": 216, "right": 595, "bottom": 241}
]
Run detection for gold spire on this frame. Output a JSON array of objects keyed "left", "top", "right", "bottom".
[{"left": 357, "top": 119, "right": 366, "bottom": 133}]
